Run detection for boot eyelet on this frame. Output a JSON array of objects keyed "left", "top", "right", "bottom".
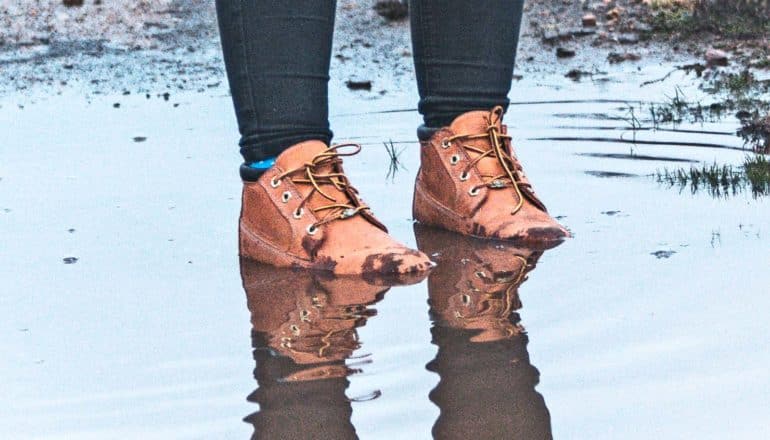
[
  {"left": 270, "top": 177, "right": 282, "bottom": 188},
  {"left": 307, "top": 224, "right": 318, "bottom": 235},
  {"left": 468, "top": 187, "right": 480, "bottom": 196},
  {"left": 459, "top": 171, "right": 470, "bottom": 181},
  {"left": 281, "top": 191, "right": 292, "bottom": 203},
  {"left": 450, "top": 155, "right": 460, "bottom": 165},
  {"left": 441, "top": 139, "right": 452, "bottom": 149},
  {"left": 293, "top": 208, "right": 304, "bottom": 219}
]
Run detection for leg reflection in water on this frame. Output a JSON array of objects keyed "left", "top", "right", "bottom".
[
  {"left": 240, "top": 258, "right": 428, "bottom": 439},
  {"left": 415, "top": 225, "right": 560, "bottom": 440}
]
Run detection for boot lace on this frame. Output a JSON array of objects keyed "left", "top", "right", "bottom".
[
  {"left": 442, "top": 106, "right": 532, "bottom": 215},
  {"left": 272, "top": 144, "right": 369, "bottom": 230}
]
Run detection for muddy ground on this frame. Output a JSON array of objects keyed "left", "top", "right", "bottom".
[{"left": 0, "top": 0, "right": 719, "bottom": 97}]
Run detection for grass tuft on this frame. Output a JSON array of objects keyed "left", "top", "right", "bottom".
[{"left": 656, "top": 155, "right": 770, "bottom": 197}]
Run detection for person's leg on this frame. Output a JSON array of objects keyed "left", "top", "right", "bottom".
[
  {"left": 215, "top": 0, "right": 336, "bottom": 179},
  {"left": 409, "top": 0, "right": 525, "bottom": 130},
  {"left": 216, "top": 1, "right": 433, "bottom": 275},
  {"left": 409, "top": 0, "right": 569, "bottom": 244}
]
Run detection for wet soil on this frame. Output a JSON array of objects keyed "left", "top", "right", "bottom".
[{"left": 0, "top": 0, "right": 696, "bottom": 97}]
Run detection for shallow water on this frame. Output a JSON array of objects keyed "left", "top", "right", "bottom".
[{"left": 1, "top": 65, "right": 769, "bottom": 439}]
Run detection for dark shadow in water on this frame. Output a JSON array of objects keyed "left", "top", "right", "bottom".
[
  {"left": 555, "top": 125, "right": 736, "bottom": 136},
  {"left": 577, "top": 152, "right": 698, "bottom": 163},
  {"left": 585, "top": 170, "right": 641, "bottom": 178},
  {"left": 240, "top": 259, "right": 427, "bottom": 440},
  {"left": 415, "top": 225, "right": 557, "bottom": 440},
  {"left": 531, "top": 136, "right": 746, "bottom": 152}
]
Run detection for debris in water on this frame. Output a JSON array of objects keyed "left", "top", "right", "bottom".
[
  {"left": 651, "top": 250, "right": 676, "bottom": 259},
  {"left": 602, "top": 210, "right": 621, "bottom": 216},
  {"left": 62, "top": 0, "right": 83, "bottom": 7},
  {"left": 608, "top": 52, "right": 641, "bottom": 63},
  {"left": 585, "top": 171, "right": 639, "bottom": 178},
  {"left": 346, "top": 79, "right": 372, "bottom": 91},
  {"left": 565, "top": 69, "right": 606, "bottom": 81},
  {"left": 556, "top": 47, "right": 576, "bottom": 58},
  {"left": 63, "top": 257, "right": 79, "bottom": 264},
  {"left": 133, "top": 136, "right": 147, "bottom": 142},
  {"left": 384, "top": 140, "right": 407, "bottom": 182}
]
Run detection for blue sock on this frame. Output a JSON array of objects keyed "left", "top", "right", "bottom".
[{"left": 248, "top": 156, "right": 276, "bottom": 171}]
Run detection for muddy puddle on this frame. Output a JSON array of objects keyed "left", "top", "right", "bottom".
[{"left": 1, "top": 64, "right": 768, "bottom": 439}]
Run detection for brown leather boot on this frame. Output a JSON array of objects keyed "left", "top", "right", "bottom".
[
  {"left": 240, "top": 140, "right": 433, "bottom": 275},
  {"left": 414, "top": 106, "right": 569, "bottom": 245}
]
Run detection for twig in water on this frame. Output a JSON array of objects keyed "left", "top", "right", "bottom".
[{"left": 384, "top": 140, "right": 407, "bottom": 181}]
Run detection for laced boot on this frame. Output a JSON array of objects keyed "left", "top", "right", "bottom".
[
  {"left": 413, "top": 106, "right": 569, "bottom": 245},
  {"left": 240, "top": 140, "right": 433, "bottom": 275}
]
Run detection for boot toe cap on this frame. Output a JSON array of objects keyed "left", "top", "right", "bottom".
[
  {"left": 497, "top": 220, "right": 570, "bottom": 247},
  {"left": 329, "top": 247, "right": 434, "bottom": 281}
]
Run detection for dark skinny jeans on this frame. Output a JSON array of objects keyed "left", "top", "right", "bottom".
[{"left": 215, "top": 0, "right": 525, "bottom": 169}]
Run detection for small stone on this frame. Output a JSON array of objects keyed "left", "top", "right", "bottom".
[
  {"left": 63, "top": 257, "right": 78, "bottom": 264},
  {"left": 566, "top": 69, "right": 592, "bottom": 80},
  {"left": 571, "top": 27, "right": 597, "bottom": 37},
  {"left": 345, "top": 79, "right": 372, "bottom": 91},
  {"left": 374, "top": 1, "right": 409, "bottom": 21},
  {"left": 556, "top": 47, "right": 576, "bottom": 58},
  {"left": 618, "top": 33, "right": 639, "bottom": 45},
  {"left": 607, "top": 52, "right": 641, "bottom": 63},
  {"left": 606, "top": 7, "right": 622, "bottom": 21},
  {"left": 582, "top": 13, "right": 597, "bottom": 27},
  {"left": 705, "top": 48, "right": 729, "bottom": 67},
  {"left": 542, "top": 30, "right": 559, "bottom": 43}
]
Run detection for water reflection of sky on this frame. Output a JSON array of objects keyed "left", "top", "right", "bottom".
[{"left": 2, "top": 67, "right": 769, "bottom": 438}]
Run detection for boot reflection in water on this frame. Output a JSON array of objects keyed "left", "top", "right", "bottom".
[
  {"left": 240, "top": 258, "right": 428, "bottom": 440},
  {"left": 415, "top": 225, "right": 557, "bottom": 440}
]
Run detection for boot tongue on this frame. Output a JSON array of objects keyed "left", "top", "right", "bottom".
[
  {"left": 274, "top": 140, "right": 330, "bottom": 173},
  {"left": 274, "top": 140, "right": 350, "bottom": 210},
  {"left": 449, "top": 111, "right": 505, "bottom": 178}
]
